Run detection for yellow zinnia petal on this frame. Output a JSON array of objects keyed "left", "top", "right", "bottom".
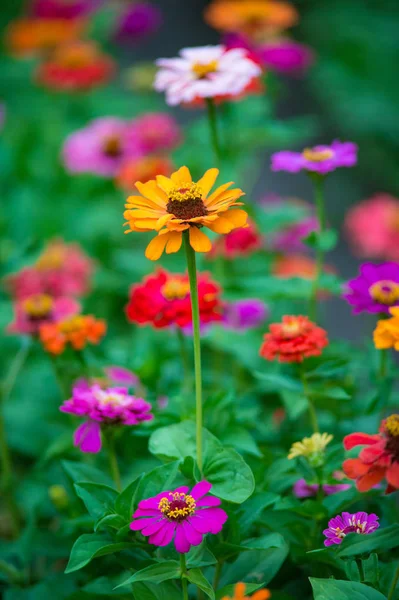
[
  {"left": 165, "top": 231, "right": 183, "bottom": 254},
  {"left": 133, "top": 219, "right": 159, "bottom": 230},
  {"left": 222, "top": 208, "right": 248, "bottom": 227},
  {"left": 196, "top": 168, "right": 219, "bottom": 196},
  {"left": 171, "top": 166, "right": 192, "bottom": 186},
  {"left": 207, "top": 188, "right": 245, "bottom": 209},
  {"left": 135, "top": 181, "right": 168, "bottom": 206},
  {"left": 156, "top": 175, "right": 174, "bottom": 193},
  {"left": 144, "top": 233, "right": 170, "bottom": 260},
  {"left": 207, "top": 215, "right": 236, "bottom": 234},
  {"left": 205, "top": 181, "right": 234, "bottom": 204},
  {"left": 189, "top": 227, "right": 212, "bottom": 253}
]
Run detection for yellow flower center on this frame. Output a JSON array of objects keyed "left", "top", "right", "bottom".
[
  {"left": 59, "top": 315, "right": 85, "bottom": 333},
  {"left": 94, "top": 389, "right": 127, "bottom": 407},
  {"left": 36, "top": 247, "right": 65, "bottom": 271},
  {"left": 23, "top": 294, "right": 54, "bottom": 318},
  {"left": 168, "top": 182, "right": 203, "bottom": 203},
  {"left": 302, "top": 148, "right": 334, "bottom": 162},
  {"left": 161, "top": 278, "right": 190, "bottom": 301},
  {"left": 103, "top": 135, "right": 122, "bottom": 158},
  {"left": 192, "top": 60, "right": 219, "bottom": 79},
  {"left": 369, "top": 280, "right": 399, "bottom": 305},
  {"left": 281, "top": 319, "right": 302, "bottom": 337},
  {"left": 386, "top": 414, "right": 399, "bottom": 437},
  {"left": 158, "top": 492, "right": 196, "bottom": 521}
]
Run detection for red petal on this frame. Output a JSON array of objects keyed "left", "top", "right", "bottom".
[
  {"left": 386, "top": 462, "right": 399, "bottom": 490},
  {"left": 357, "top": 467, "right": 386, "bottom": 492},
  {"left": 343, "top": 433, "right": 381, "bottom": 450},
  {"left": 343, "top": 458, "right": 369, "bottom": 479},
  {"left": 359, "top": 442, "right": 387, "bottom": 464}
]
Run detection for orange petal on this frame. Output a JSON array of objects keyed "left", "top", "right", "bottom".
[
  {"left": 165, "top": 231, "right": 183, "bottom": 254},
  {"left": 156, "top": 174, "right": 174, "bottom": 193},
  {"left": 223, "top": 208, "right": 248, "bottom": 227},
  {"left": 207, "top": 215, "right": 236, "bottom": 234},
  {"left": 342, "top": 458, "right": 369, "bottom": 479},
  {"left": 171, "top": 166, "right": 192, "bottom": 186},
  {"left": 133, "top": 218, "right": 159, "bottom": 230},
  {"left": 234, "top": 583, "right": 246, "bottom": 600},
  {"left": 205, "top": 181, "right": 234, "bottom": 204},
  {"left": 145, "top": 234, "right": 170, "bottom": 260},
  {"left": 253, "top": 590, "right": 271, "bottom": 600},
  {"left": 386, "top": 462, "right": 399, "bottom": 489},
  {"left": 125, "top": 195, "right": 164, "bottom": 211},
  {"left": 189, "top": 227, "right": 212, "bottom": 253},
  {"left": 356, "top": 467, "right": 386, "bottom": 492},
  {"left": 155, "top": 214, "right": 174, "bottom": 230},
  {"left": 135, "top": 181, "right": 168, "bottom": 206},
  {"left": 196, "top": 168, "right": 219, "bottom": 196},
  {"left": 207, "top": 189, "right": 245, "bottom": 209}
]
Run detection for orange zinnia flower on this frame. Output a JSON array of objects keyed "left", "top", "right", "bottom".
[
  {"left": 123, "top": 166, "right": 247, "bottom": 260},
  {"left": 374, "top": 307, "right": 399, "bottom": 350},
  {"left": 39, "top": 314, "right": 106, "bottom": 355},
  {"left": 204, "top": 0, "right": 298, "bottom": 39},
  {"left": 221, "top": 582, "right": 271, "bottom": 600},
  {"left": 260, "top": 315, "right": 328, "bottom": 363},
  {"left": 5, "top": 18, "right": 84, "bottom": 57}
]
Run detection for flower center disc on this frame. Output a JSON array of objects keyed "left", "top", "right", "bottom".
[
  {"left": 158, "top": 492, "right": 196, "bottom": 522},
  {"left": 281, "top": 319, "right": 302, "bottom": 338},
  {"left": 103, "top": 135, "right": 122, "bottom": 158},
  {"left": 192, "top": 60, "right": 219, "bottom": 79},
  {"left": 302, "top": 148, "right": 334, "bottom": 162},
  {"left": 161, "top": 278, "right": 190, "bottom": 300},
  {"left": 166, "top": 182, "right": 208, "bottom": 220},
  {"left": 369, "top": 280, "right": 399, "bottom": 305},
  {"left": 60, "top": 315, "right": 85, "bottom": 333},
  {"left": 36, "top": 248, "right": 65, "bottom": 270},
  {"left": 23, "top": 294, "right": 54, "bottom": 319}
]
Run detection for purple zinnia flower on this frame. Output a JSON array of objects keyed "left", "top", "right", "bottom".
[
  {"left": 293, "top": 479, "right": 351, "bottom": 498},
  {"left": 323, "top": 511, "right": 379, "bottom": 547},
  {"left": 115, "top": 2, "right": 161, "bottom": 42},
  {"left": 344, "top": 262, "right": 399, "bottom": 314},
  {"left": 62, "top": 117, "right": 141, "bottom": 178},
  {"left": 130, "top": 481, "right": 227, "bottom": 553},
  {"left": 259, "top": 39, "right": 314, "bottom": 74},
  {"left": 223, "top": 299, "right": 268, "bottom": 330},
  {"left": 60, "top": 384, "right": 153, "bottom": 453},
  {"left": 271, "top": 216, "right": 319, "bottom": 253},
  {"left": 271, "top": 140, "right": 358, "bottom": 175}
]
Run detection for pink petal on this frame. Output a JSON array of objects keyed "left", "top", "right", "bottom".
[
  {"left": 130, "top": 517, "right": 159, "bottom": 531},
  {"left": 133, "top": 508, "right": 161, "bottom": 518},
  {"left": 153, "top": 521, "right": 176, "bottom": 547},
  {"left": 191, "top": 508, "right": 228, "bottom": 534},
  {"left": 191, "top": 481, "right": 212, "bottom": 500},
  {"left": 73, "top": 421, "right": 102, "bottom": 453},
  {"left": 142, "top": 519, "right": 167, "bottom": 536},
  {"left": 182, "top": 521, "right": 203, "bottom": 546},
  {"left": 174, "top": 524, "right": 191, "bottom": 553},
  {"left": 196, "top": 496, "right": 221, "bottom": 507}
]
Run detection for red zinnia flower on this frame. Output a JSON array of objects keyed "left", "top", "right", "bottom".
[
  {"left": 343, "top": 415, "right": 399, "bottom": 494},
  {"left": 36, "top": 41, "right": 115, "bottom": 92},
  {"left": 125, "top": 269, "right": 223, "bottom": 329},
  {"left": 260, "top": 315, "right": 328, "bottom": 363},
  {"left": 209, "top": 218, "right": 263, "bottom": 259}
]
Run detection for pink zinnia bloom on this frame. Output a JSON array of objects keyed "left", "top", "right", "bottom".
[
  {"left": 271, "top": 216, "right": 318, "bottom": 253},
  {"left": 62, "top": 117, "right": 140, "bottom": 177},
  {"left": 130, "top": 481, "right": 227, "bottom": 553},
  {"left": 323, "top": 511, "right": 379, "bottom": 547},
  {"left": 223, "top": 299, "right": 268, "bottom": 330},
  {"left": 344, "top": 194, "right": 399, "bottom": 262},
  {"left": 155, "top": 45, "right": 262, "bottom": 106},
  {"left": 8, "top": 293, "right": 79, "bottom": 335},
  {"left": 293, "top": 478, "right": 350, "bottom": 498},
  {"left": 31, "top": 0, "right": 96, "bottom": 19},
  {"left": 259, "top": 39, "right": 314, "bottom": 74},
  {"left": 127, "top": 112, "right": 181, "bottom": 155},
  {"left": 271, "top": 140, "right": 358, "bottom": 175},
  {"left": 209, "top": 219, "right": 263, "bottom": 259},
  {"left": 6, "top": 239, "right": 93, "bottom": 299},
  {"left": 60, "top": 384, "right": 153, "bottom": 453},
  {"left": 74, "top": 365, "right": 141, "bottom": 392}
]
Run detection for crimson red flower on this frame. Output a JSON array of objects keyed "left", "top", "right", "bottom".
[
  {"left": 125, "top": 269, "right": 223, "bottom": 329},
  {"left": 36, "top": 41, "right": 115, "bottom": 92},
  {"left": 343, "top": 415, "right": 399, "bottom": 494},
  {"left": 260, "top": 315, "right": 328, "bottom": 363},
  {"left": 209, "top": 218, "right": 262, "bottom": 259}
]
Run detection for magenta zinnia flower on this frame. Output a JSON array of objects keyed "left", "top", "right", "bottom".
[
  {"left": 114, "top": 2, "right": 162, "bottom": 42},
  {"left": 130, "top": 481, "right": 227, "bottom": 553},
  {"left": 271, "top": 140, "right": 358, "bottom": 175},
  {"left": 344, "top": 262, "right": 399, "bottom": 314},
  {"left": 223, "top": 299, "right": 268, "bottom": 330},
  {"left": 62, "top": 117, "right": 140, "bottom": 177},
  {"left": 259, "top": 39, "right": 314, "bottom": 74},
  {"left": 127, "top": 112, "right": 181, "bottom": 155},
  {"left": 60, "top": 384, "right": 153, "bottom": 453},
  {"left": 323, "top": 511, "right": 379, "bottom": 547},
  {"left": 293, "top": 479, "right": 350, "bottom": 498}
]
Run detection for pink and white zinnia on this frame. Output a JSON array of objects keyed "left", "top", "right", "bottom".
[
  {"left": 130, "top": 481, "right": 227, "bottom": 553},
  {"left": 154, "top": 45, "right": 262, "bottom": 106}
]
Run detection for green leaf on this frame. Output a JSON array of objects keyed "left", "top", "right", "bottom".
[
  {"left": 255, "top": 372, "right": 303, "bottom": 392},
  {"left": 115, "top": 561, "right": 181, "bottom": 589},
  {"left": 114, "top": 475, "right": 143, "bottom": 521},
  {"left": 134, "top": 461, "right": 181, "bottom": 506},
  {"left": 361, "top": 553, "right": 379, "bottom": 586},
  {"left": 94, "top": 513, "right": 126, "bottom": 533},
  {"left": 216, "top": 583, "right": 265, "bottom": 600},
  {"left": 345, "top": 559, "right": 361, "bottom": 582},
  {"left": 131, "top": 581, "right": 180, "bottom": 600},
  {"left": 186, "top": 542, "right": 217, "bottom": 568},
  {"left": 304, "top": 229, "right": 338, "bottom": 252},
  {"left": 62, "top": 460, "right": 112, "bottom": 486},
  {"left": 65, "top": 533, "right": 135, "bottom": 573},
  {"left": 309, "top": 386, "right": 351, "bottom": 401},
  {"left": 337, "top": 525, "right": 399, "bottom": 557},
  {"left": 74, "top": 482, "right": 119, "bottom": 519},
  {"left": 310, "top": 578, "right": 387, "bottom": 599},
  {"left": 281, "top": 389, "right": 309, "bottom": 420},
  {"left": 149, "top": 422, "right": 254, "bottom": 503},
  {"left": 186, "top": 569, "right": 215, "bottom": 600},
  {"left": 238, "top": 492, "right": 279, "bottom": 531}
]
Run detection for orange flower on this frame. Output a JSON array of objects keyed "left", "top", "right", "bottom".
[
  {"left": 116, "top": 156, "right": 174, "bottom": 191},
  {"left": 39, "top": 314, "right": 106, "bottom": 355},
  {"left": 260, "top": 315, "right": 328, "bottom": 363},
  {"left": 5, "top": 18, "right": 84, "bottom": 57},
  {"left": 36, "top": 41, "right": 115, "bottom": 91},
  {"left": 204, "top": 0, "right": 298, "bottom": 39},
  {"left": 123, "top": 166, "right": 247, "bottom": 260},
  {"left": 221, "top": 582, "right": 271, "bottom": 600},
  {"left": 373, "top": 307, "right": 399, "bottom": 350}
]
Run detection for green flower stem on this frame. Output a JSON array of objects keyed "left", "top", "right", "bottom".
[
  {"left": 105, "top": 430, "right": 122, "bottom": 491},
  {"left": 206, "top": 98, "right": 222, "bottom": 164},
  {"left": 388, "top": 564, "right": 399, "bottom": 600},
  {"left": 309, "top": 175, "right": 326, "bottom": 322},
  {"left": 301, "top": 371, "right": 319, "bottom": 433},
  {"left": 379, "top": 348, "right": 388, "bottom": 380},
  {"left": 213, "top": 560, "right": 223, "bottom": 591},
  {"left": 0, "top": 402, "right": 21, "bottom": 538},
  {"left": 180, "top": 554, "right": 189, "bottom": 600},
  {"left": 49, "top": 354, "right": 70, "bottom": 400},
  {"left": 184, "top": 232, "right": 203, "bottom": 474},
  {"left": 177, "top": 327, "right": 191, "bottom": 395},
  {"left": 2, "top": 338, "right": 31, "bottom": 404}
]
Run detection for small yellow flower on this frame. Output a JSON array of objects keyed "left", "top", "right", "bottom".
[
  {"left": 288, "top": 432, "right": 333, "bottom": 460},
  {"left": 123, "top": 166, "right": 247, "bottom": 260},
  {"left": 373, "top": 307, "right": 399, "bottom": 351}
]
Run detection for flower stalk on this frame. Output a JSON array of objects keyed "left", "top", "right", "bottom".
[
  {"left": 184, "top": 231, "right": 204, "bottom": 474},
  {"left": 301, "top": 370, "right": 319, "bottom": 433},
  {"left": 104, "top": 430, "right": 122, "bottom": 491},
  {"left": 388, "top": 563, "right": 399, "bottom": 600},
  {"left": 180, "top": 553, "right": 189, "bottom": 600},
  {"left": 206, "top": 98, "right": 222, "bottom": 164},
  {"left": 309, "top": 175, "right": 326, "bottom": 321}
]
